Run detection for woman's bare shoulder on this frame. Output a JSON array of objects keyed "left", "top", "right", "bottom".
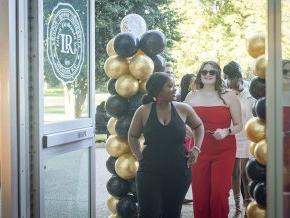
[
  {"left": 184, "top": 90, "right": 199, "bottom": 104},
  {"left": 135, "top": 103, "right": 152, "bottom": 115},
  {"left": 222, "top": 90, "right": 239, "bottom": 105}
]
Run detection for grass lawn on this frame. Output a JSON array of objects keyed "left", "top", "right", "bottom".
[{"left": 95, "top": 134, "right": 107, "bottom": 142}]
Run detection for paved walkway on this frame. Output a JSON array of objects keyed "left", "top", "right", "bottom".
[{"left": 96, "top": 145, "right": 246, "bottom": 218}]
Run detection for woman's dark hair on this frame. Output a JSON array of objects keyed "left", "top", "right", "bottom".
[
  {"left": 195, "top": 61, "right": 227, "bottom": 105},
  {"left": 142, "top": 72, "right": 170, "bottom": 104},
  {"left": 180, "top": 74, "right": 194, "bottom": 102}
]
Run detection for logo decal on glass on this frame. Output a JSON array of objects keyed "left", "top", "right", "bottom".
[{"left": 47, "top": 3, "right": 85, "bottom": 84}]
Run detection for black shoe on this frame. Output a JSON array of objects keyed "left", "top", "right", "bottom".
[{"left": 183, "top": 198, "right": 193, "bottom": 204}]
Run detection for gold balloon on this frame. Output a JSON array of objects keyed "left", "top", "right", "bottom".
[
  {"left": 115, "top": 74, "right": 139, "bottom": 98},
  {"left": 249, "top": 142, "right": 257, "bottom": 157},
  {"left": 104, "top": 55, "right": 129, "bottom": 79},
  {"left": 107, "top": 117, "right": 117, "bottom": 135},
  {"left": 139, "top": 79, "right": 147, "bottom": 93},
  {"left": 105, "top": 135, "right": 130, "bottom": 157},
  {"left": 107, "top": 195, "right": 119, "bottom": 214},
  {"left": 139, "top": 134, "right": 145, "bottom": 149},
  {"left": 254, "top": 55, "right": 267, "bottom": 79},
  {"left": 246, "top": 201, "right": 266, "bottom": 218},
  {"left": 129, "top": 55, "right": 154, "bottom": 80},
  {"left": 109, "top": 214, "right": 121, "bottom": 218},
  {"left": 136, "top": 49, "right": 145, "bottom": 56},
  {"left": 254, "top": 139, "right": 267, "bottom": 165},
  {"left": 247, "top": 35, "right": 265, "bottom": 58},
  {"left": 115, "top": 153, "right": 139, "bottom": 180},
  {"left": 245, "top": 117, "right": 266, "bottom": 143},
  {"left": 106, "top": 38, "right": 117, "bottom": 56}
]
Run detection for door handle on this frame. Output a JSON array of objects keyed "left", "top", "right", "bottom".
[{"left": 43, "top": 127, "right": 94, "bottom": 148}]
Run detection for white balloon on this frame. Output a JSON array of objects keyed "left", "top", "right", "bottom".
[{"left": 120, "top": 14, "right": 147, "bottom": 38}]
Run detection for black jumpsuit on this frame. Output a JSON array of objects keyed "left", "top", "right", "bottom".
[{"left": 136, "top": 102, "right": 191, "bottom": 218}]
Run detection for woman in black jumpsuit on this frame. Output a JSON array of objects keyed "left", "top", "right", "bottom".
[{"left": 128, "top": 72, "right": 204, "bottom": 218}]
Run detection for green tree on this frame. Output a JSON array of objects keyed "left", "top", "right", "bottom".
[
  {"left": 171, "top": 0, "right": 267, "bottom": 80},
  {"left": 95, "top": 0, "right": 183, "bottom": 91}
]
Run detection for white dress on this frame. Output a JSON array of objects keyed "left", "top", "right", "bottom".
[{"left": 235, "top": 89, "right": 255, "bottom": 158}]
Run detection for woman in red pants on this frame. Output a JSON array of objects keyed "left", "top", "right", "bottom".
[{"left": 185, "top": 61, "right": 242, "bottom": 218}]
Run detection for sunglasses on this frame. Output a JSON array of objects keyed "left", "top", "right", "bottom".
[
  {"left": 200, "top": 70, "right": 218, "bottom": 76},
  {"left": 283, "top": 69, "right": 290, "bottom": 75}
]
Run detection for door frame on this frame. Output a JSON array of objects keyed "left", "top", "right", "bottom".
[{"left": 28, "top": 0, "right": 96, "bottom": 217}]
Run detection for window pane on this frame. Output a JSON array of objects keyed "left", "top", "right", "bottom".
[
  {"left": 44, "top": 148, "right": 89, "bottom": 218},
  {"left": 43, "top": 0, "right": 89, "bottom": 123}
]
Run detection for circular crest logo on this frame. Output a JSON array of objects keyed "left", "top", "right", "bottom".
[{"left": 47, "top": 3, "right": 85, "bottom": 84}]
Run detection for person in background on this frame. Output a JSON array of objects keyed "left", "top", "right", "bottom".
[
  {"left": 179, "top": 73, "right": 196, "bottom": 204},
  {"left": 95, "top": 101, "right": 110, "bottom": 135},
  {"left": 128, "top": 72, "right": 204, "bottom": 218},
  {"left": 223, "top": 61, "right": 250, "bottom": 88},
  {"left": 224, "top": 61, "right": 255, "bottom": 216},
  {"left": 185, "top": 61, "right": 242, "bottom": 218},
  {"left": 180, "top": 74, "right": 196, "bottom": 102}
]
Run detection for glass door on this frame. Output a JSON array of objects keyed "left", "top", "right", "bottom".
[{"left": 29, "top": 0, "right": 95, "bottom": 217}]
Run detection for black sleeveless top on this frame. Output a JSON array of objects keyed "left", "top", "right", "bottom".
[{"left": 139, "top": 102, "right": 191, "bottom": 177}]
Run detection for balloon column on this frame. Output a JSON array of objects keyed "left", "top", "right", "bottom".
[
  {"left": 245, "top": 35, "right": 267, "bottom": 217},
  {"left": 104, "top": 13, "right": 166, "bottom": 218}
]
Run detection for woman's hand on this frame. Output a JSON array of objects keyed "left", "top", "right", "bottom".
[
  {"left": 212, "top": 128, "right": 229, "bottom": 140},
  {"left": 186, "top": 149, "right": 199, "bottom": 168}
]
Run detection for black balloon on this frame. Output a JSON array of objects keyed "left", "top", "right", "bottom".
[
  {"left": 115, "top": 115, "right": 132, "bottom": 139},
  {"left": 106, "top": 175, "right": 130, "bottom": 198},
  {"left": 255, "top": 97, "right": 266, "bottom": 121},
  {"left": 105, "top": 95, "right": 128, "bottom": 118},
  {"left": 106, "top": 156, "right": 117, "bottom": 174},
  {"left": 114, "top": 32, "right": 139, "bottom": 57},
  {"left": 139, "top": 30, "right": 166, "bottom": 56},
  {"left": 246, "top": 159, "right": 266, "bottom": 182},
  {"left": 129, "top": 180, "right": 137, "bottom": 197},
  {"left": 252, "top": 100, "right": 258, "bottom": 117},
  {"left": 128, "top": 92, "right": 143, "bottom": 115},
  {"left": 248, "top": 180, "right": 259, "bottom": 198},
  {"left": 249, "top": 77, "right": 266, "bottom": 99},
  {"left": 107, "top": 78, "right": 117, "bottom": 95},
  {"left": 254, "top": 182, "right": 266, "bottom": 207},
  {"left": 150, "top": 55, "right": 165, "bottom": 72},
  {"left": 116, "top": 195, "right": 138, "bottom": 218}
]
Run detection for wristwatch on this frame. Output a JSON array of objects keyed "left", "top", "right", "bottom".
[{"left": 228, "top": 128, "right": 232, "bottom": 134}]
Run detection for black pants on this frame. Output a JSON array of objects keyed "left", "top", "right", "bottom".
[{"left": 136, "top": 170, "right": 191, "bottom": 218}]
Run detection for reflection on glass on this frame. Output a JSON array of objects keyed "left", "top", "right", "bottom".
[
  {"left": 282, "top": 1, "right": 290, "bottom": 216},
  {"left": 43, "top": 0, "right": 89, "bottom": 123},
  {"left": 44, "top": 149, "right": 89, "bottom": 218}
]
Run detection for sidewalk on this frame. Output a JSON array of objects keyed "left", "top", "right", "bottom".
[{"left": 96, "top": 145, "right": 245, "bottom": 218}]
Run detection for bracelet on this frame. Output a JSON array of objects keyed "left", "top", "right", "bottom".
[{"left": 192, "top": 146, "right": 201, "bottom": 153}]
